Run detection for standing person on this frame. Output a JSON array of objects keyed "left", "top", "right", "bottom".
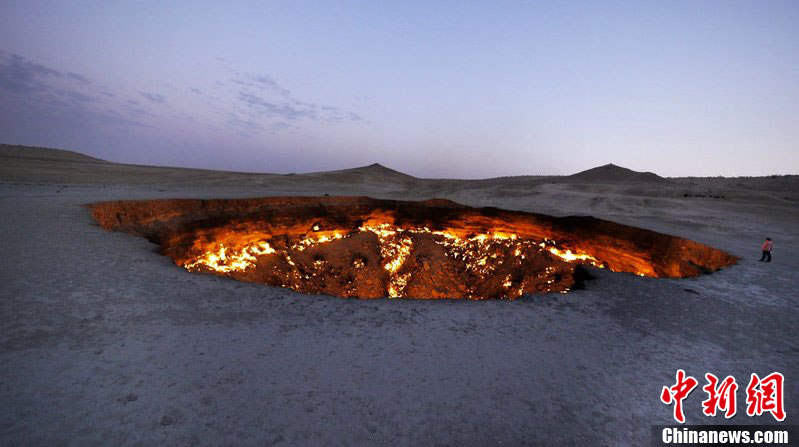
[{"left": 759, "top": 238, "right": 773, "bottom": 262}]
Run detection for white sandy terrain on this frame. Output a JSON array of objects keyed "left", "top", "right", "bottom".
[{"left": 1, "top": 144, "right": 797, "bottom": 446}]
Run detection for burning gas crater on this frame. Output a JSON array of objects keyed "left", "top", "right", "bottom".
[
  {"left": 184, "top": 224, "right": 598, "bottom": 298},
  {"left": 90, "top": 196, "right": 738, "bottom": 299}
]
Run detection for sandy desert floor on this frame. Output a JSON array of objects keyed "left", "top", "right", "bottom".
[{"left": 1, "top": 145, "right": 797, "bottom": 446}]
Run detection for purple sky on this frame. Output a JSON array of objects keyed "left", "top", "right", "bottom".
[{"left": 0, "top": 1, "right": 797, "bottom": 178}]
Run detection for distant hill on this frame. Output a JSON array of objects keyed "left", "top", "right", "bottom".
[
  {"left": 307, "top": 162, "right": 418, "bottom": 181},
  {"left": 0, "top": 144, "right": 427, "bottom": 188},
  {"left": 568, "top": 163, "right": 669, "bottom": 184},
  {"left": 0, "top": 144, "right": 108, "bottom": 164},
  {"left": 2, "top": 144, "right": 796, "bottom": 201}
]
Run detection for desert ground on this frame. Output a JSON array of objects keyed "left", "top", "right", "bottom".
[{"left": 1, "top": 144, "right": 797, "bottom": 446}]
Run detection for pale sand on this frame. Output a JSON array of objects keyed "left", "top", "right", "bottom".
[{"left": 1, "top": 144, "right": 797, "bottom": 446}]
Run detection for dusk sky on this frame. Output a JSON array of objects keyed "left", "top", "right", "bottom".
[{"left": 1, "top": 1, "right": 797, "bottom": 178}]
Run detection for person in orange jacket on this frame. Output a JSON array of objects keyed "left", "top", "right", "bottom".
[{"left": 759, "top": 238, "right": 773, "bottom": 262}]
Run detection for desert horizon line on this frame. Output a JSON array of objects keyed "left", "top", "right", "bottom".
[{"left": 2, "top": 142, "right": 796, "bottom": 181}]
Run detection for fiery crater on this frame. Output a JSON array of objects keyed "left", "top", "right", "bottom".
[{"left": 90, "top": 196, "right": 738, "bottom": 299}]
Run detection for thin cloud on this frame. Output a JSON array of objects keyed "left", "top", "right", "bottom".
[
  {"left": 66, "top": 90, "right": 98, "bottom": 103},
  {"left": 228, "top": 112, "right": 262, "bottom": 128},
  {"left": 253, "top": 74, "right": 291, "bottom": 98},
  {"left": 139, "top": 91, "right": 166, "bottom": 103},
  {"left": 238, "top": 92, "right": 317, "bottom": 121},
  {"left": 65, "top": 72, "right": 90, "bottom": 84},
  {"left": 212, "top": 58, "right": 368, "bottom": 133},
  {"left": 0, "top": 51, "right": 156, "bottom": 129},
  {"left": 0, "top": 51, "right": 368, "bottom": 147},
  {"left": 0, "top": 52, "right": 62, "bottom": 95}
]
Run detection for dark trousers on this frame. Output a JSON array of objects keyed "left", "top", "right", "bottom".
[{"left": 759, "top": 250, "right": 772, "bottom": 262}]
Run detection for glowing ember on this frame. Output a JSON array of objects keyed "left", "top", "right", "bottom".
[
  {"left": 185, "top": 241, "right": 275, "bottom": 273},
  {"left": 539, "top": 242, "right": 601, "bottom": 266}
]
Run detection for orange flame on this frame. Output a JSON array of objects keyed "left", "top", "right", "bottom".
[
  {"left": 183, "top": 224, "right": 608, "bottom": 297},
  {"left": 185, "top": 241, "right": 276, "bottom": 273}
]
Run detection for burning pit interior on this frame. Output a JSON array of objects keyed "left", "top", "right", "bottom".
[{"left": 90, "top": 196, "right": 738, "bottom": 299}]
